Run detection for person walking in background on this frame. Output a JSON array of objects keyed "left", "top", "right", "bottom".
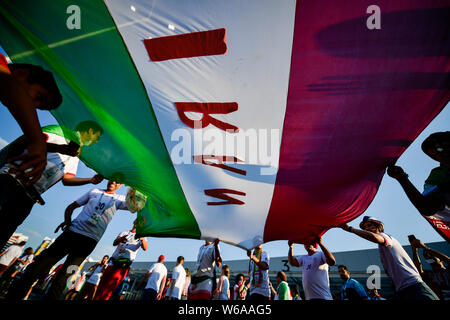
[
  {"left": 339, "top": 216, "right": 439, "bottom": 300},
  {"left": 77, "top": 255, "right": 109, "bottom": 300},
  {"left": 269, "top": 271, "right": 291, "bottom": 300},
  {"left": 338, "top": 265, "right": 368, "bottom": 300},
  {"left": 139, "top": 255, "right": 167, "bottom": 300},
  {"left": 94, "top": 220, "right": 147, "bottom": 300},
  {"left": 0, "top": 246, "right": 34, "bottom": 294},
  {"left": 214, "top": 265, "right": 230, "bottom": 300},
  {"left": 0, "top": 241, "right": 26, "bottom": 276},
  {"left": 288, "top": 237, "right": 336, "bottom": 300},
  {"left": 167, "top": 256, "right": 186, "bottom": 300},
  {"left": 190, "top": 239, "right": 222, "bottom": 300}
]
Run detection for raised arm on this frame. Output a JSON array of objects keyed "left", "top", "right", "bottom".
[
  {"left": 317, "top": 237, "right": 336, "bottom": 266},
  {"left": 409, "top": 240, "right": 424, "bottom": 276},
  {"left": 387, "top": 165, "right": 443, "bottom": 216},
  {"left": 287, "top": 241, "right": 300, "bottom": 267},
  {"left": 339, "top": 224, "right": 385, "bottom": 245},
  {"left": 412, "top": 239, "right": 450, "bottom": 264},
  {"left": 246, "top": 250, "right": 269, "bottom": 270}
]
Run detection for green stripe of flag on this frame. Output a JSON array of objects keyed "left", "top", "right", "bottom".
[{"left": 0, "top": 0, "right": 200, "bottom": 239}]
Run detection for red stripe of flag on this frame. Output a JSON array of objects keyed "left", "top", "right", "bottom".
[
  {"left": 143, "top": 28, "right": 227, "bottom": 62},
  {"left": 264, "top": 0, "right": 450, "bottom": 244}
]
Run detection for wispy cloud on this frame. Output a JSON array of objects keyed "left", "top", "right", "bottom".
[
  {"left": 0, "top": 137, "right": 7, "bottom": 149},
  {"left": 90, "top": 245, "right": 115, "bottom": 262},
  {"left": 19, "top": 227, "right": 43, "bottom": 240}
]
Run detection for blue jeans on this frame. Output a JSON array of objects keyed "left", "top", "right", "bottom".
[{"left": 396, "top": 281, "right": 439, "bottom": 300}]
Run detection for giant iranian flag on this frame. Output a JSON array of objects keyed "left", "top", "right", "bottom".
[{"left": 1, "top": 0, "right": 448, "bottom": 249}]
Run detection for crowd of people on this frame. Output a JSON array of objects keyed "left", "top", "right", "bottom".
[
  {"left": 0, "top": 41, "right": 449, "bottom": 302},
  {"left": 1, "top": 228, "right": 448, "bottom": 301}
]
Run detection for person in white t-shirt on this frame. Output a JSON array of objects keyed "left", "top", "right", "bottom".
[
  {"left": 288, "top": 237, "right": 336, "bottom": 300},
  {"left": 139, "top": 255, "right": 168, "bottom": 300},
  {"left": 0, "top": 241, "right": 26, "bottom": 276},
  {"left": 7, "top": 180, "right": 140, "bottom": 301},
  {"left": 167, "top": 256, "right": 186, "bottom": 300},
  {"left": 0, "top": 122, "right": 104, "bottom": 250},
  {"left": 95, "top": 220, "right": 147, "bottom": 300},
  {"left": 77, "top": 255, "right": 109, "bottom": 300},
  {"left": 1, "top": 246, "right": 34, "bottom": 283},
  {"left": 339, "top": 216, "right": 439, "bottom": 300},
  {"left": 247, "top": 244, "right": 270, "bottom": 301},
  {"left": 190, "top": 239, "right": 222, "bottom": 300}
]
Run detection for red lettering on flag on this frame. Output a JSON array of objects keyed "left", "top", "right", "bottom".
[
  {"left": 143, "top": 28, "right": 227, "bottom": 62},
  {"left": 205, "top": 189, "right": 246, "bottom": 205},
  {"left": 193, "top": 155, "right": 246, "bottom": 176},
  {"left": 175, "top": 102, "right": 239, "bottom": 132}
]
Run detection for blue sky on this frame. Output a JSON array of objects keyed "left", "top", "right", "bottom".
[{"left": 1, "top": 45, "right": 448, "bottom": 264}]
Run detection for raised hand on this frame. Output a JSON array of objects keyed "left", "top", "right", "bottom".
[{"left": 387, "top": 165, "right": 408, "bottom": 181}]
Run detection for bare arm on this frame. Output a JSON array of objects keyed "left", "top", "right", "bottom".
[
  {"left": 411, "top": 246, "right": 424, "bottom": 276},
  {"left": 387, "top": 166, "right": 443, "bottom": 216},
  {"left": 317, "top": 237, "right": 336, "bottom": 266},
  {"left": 410, "top": 239, "right": 450, "bottom": 264},
  {"left": 167, "top": 278, "right": 176, "bottom": 299},
  {"left": 0, "top": 70, "right": 47, "bottom": 185},
  {"left": 113, "top": 235, "right": 127, "bottom": 246},
  {"left": 62, "top": 173, "right": 103, "bottom": 186},
  {"left": 288, "top": 241, "right": 300, "bottom": 267},
  {"left": 246, "top": 250, "right": 269, "bottom": 270},
  {"left": 137, "top": 272, "right": 150, "bottom": 289},
  {"left": 340, "top": 224, "right": 385, "bottom": 245},
  {"left": 215, "top": 276, "right": 224, "bottom": 295},
  {"left": 425, "top": 248, "right": 450, "bottom": 264},
  {"left": 269, "top": 282, "right": 277, "bottom": 296},
  {"left": 140, "top": 238, "right": 148, "bottom": 251},
  {"left": 54, "top": 202, "right": 80, "bottom": 233},
  {"left": 157, "top": 275, "right": 167, "bottom": 300},
  {"left": 8, "top": 257, "right": 19, "bottom": 268}
]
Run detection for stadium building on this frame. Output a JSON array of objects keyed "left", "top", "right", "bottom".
[{"left": 84, "top": 241, "right": 449, "bottom": 300}]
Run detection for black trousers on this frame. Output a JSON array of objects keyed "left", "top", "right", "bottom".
[
  {"left": 7, "top": 231, "right": 98, "bottom": 300},
  {"left": 0, "top": 174, "right": 35, "bottom": 249},
  {"left": 249, "top": 293, "right": 270, "bottom": 301}
]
